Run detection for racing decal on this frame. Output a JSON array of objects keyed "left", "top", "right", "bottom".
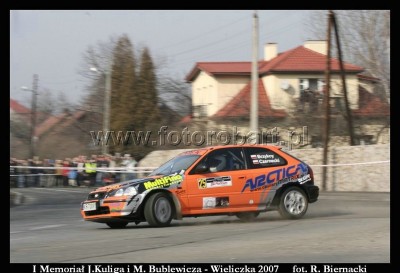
[
  {"left": 143, "top": 174, "right": 183, "bottom": 190},
  {"left": 202, "top": 197, "right": 229, "bottom": 209},
  {"left": 198, "top": 178, "right": 207, "bottom": 189},
  {"left": 298, "top": 174, "right": 311, "bottom": 184},
  {"left": 197, "top": 176, "right": 232, "bottom": 189},
  {"left": 251, "top": 154, "right": 281, "bottom": 164},
  {"left": 241, "top": 163, "right": 308, "bottom": 192}
]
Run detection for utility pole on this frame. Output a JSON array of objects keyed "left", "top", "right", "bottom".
[
  {"left": 102, "top": 56, "right": 113, "bottom": 155},
  {"left": 250, "top": 11, "right": 259, "bottom": 143},
  {"left": 322, "top": 11, "right": 333, "bottom": 191},
  {"left": 332, "top": 11, "right": 355, "bottom": 146},
  {"left": 28, "top": 74, "right": 39, "bottom": 160}
]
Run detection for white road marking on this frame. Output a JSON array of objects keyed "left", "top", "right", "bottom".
[
  {"left": 29, "top": 224, "right": 66, "bottom": 230},
  {"left": 10, "top": 236, "right": 35, "bottom": 241},
  {"left": 11, "top": 224, "right": 67, "bottom": 234}
]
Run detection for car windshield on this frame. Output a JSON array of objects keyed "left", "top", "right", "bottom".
[{"left": 148, "top": 154, "right": 201, "bottom": 176}]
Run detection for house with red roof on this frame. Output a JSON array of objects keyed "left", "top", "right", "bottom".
[
  {"left": 10, "top": 101, "right": 96, "bottom": 159},
  {"left": 10, "top": 98, "right": 32, "bottom": 122},
  {"left": 185, "top": 40, "right": 389, "bottom": 146}
]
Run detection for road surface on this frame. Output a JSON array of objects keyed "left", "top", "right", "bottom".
[{"left": 10, "top": 187, "right": 390, "bottom": 263}]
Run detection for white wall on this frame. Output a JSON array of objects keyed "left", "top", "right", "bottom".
[
  {"left": 192, "top": 72, "right": 249, "bottom": 116},
  {"left": 263, "top": 73, "right": 360, "bottom": 110},
  {"left": 216, "top": 76, "right": 249, "bottom": 114},
  {"left": 139, "top": 144, "right": 390, "bottom": 192},
  {"left": 192, "top": 71, "right": 218, "bottom": 116}
]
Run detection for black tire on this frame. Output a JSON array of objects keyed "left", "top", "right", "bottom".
[
  {"left": 144, "top": 192, "right": 173, "bottom": 227},
  {"left": 106, "top": 222, "right": 128, "bottom": 229},
  {"left": 236, "top": 212, "right": 260, "bottom": 221},
  {"left": 278, "top": 187, "right": 308, "bottom": 219}
]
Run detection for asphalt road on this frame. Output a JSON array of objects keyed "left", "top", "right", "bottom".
[{"left": 10, "top": 187, "right": 390, "bottom": 263}]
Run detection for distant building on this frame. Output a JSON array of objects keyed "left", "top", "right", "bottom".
[{"left": 185, "top": 41, "right": 389, "bottom": 146}]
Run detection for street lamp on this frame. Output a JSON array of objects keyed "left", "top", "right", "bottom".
[
  {"left": 21, "top": 74, "right": 39, "bottom": 159},
  {"left": 90, "top": 58, "right": 112, "bottom": 155}
]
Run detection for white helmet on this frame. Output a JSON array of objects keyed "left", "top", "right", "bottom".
[{"left": 210, "top": 155, "right": 226, "bottom": 172}]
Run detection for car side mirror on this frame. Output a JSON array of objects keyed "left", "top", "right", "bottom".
[{"left": 195, "top": 162, "right": 208, "bottom": 174}]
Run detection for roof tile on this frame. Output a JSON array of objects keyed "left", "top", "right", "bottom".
[{"left": 186, "top": 46, "right": 363, "bottom": 82}]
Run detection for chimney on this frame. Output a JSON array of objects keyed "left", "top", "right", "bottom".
[
  {"left": 264, "top": 43, "right": 277, "bottom": 61},
  {"left": 304, "top": 40, "right": 327, "bottom": 55}
]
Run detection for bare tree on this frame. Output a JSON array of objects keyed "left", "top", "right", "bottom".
[
  {"left": 158, "top": 76, "right": 192, "bottom": 115},
  {"left": 36, "top": 88, "right": 56, "bottom": 116},
  {"left": 305, "top": 10, "right": 390, "bottom": 102}
]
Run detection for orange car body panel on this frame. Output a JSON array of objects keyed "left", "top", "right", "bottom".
[{"left": 81, "top": 145, "right": 317, "bottom": 223}]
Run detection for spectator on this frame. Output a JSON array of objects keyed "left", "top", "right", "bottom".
[
  {"left": 28, "top": 159, "right": 35, "bottom": 187},
  {"left": 16, "top": 160, "right": 25, "bottom": 188},
  {"left": 62, "top": 159, "right": 70, "bottom": 187},
  {"left": 85, "top": 159, "right": 97, "bottom": 186},
  {"left": 10, "top": 158, "right": 17, "bottom": 188},
  {"left": 122, "top": 154, "right": 137, "bottom": 181},
  {"left": 55, "top": 160, "right": 63, "bottom": 186},
  {"left": 68, "top": 159, "right": 78, "bottom": 186},
  {"left": 76, "top": 156, "right": 85, "bottom": 187}
]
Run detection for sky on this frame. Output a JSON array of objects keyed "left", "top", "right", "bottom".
[{"left": 10, "top": 10, "right": 314, "bottom": 107}]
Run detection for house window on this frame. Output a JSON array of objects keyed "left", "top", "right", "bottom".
[
  {"left": 299, "top": 78, "right": 325, "bottom": 94},
  {"left": 299, "top": 78, "right": 324, "bottom": 113},
  {"left": 192, "top": 105, "right": 208, "bottom": 118}
]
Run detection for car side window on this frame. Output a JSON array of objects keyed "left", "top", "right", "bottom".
[
  {"left": 190, "top": 148, "right": 245, "bottom": 174},
  {"left": 245, "top": 147, "right": 287, "bottom": 169}
]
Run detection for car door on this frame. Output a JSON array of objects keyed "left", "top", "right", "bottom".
[
  {"left": 241, "top": 147, "right": 290, "bottom": 209},
  {"left": 184, "top": 147, "right": 256, "bottom": 215}
]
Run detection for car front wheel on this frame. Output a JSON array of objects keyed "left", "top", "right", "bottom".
[
  {"left": 144, "top": 192, "right": 173, "bottom": 227},
  {"left": 278, "top": 187, "right": 308, "bottom": 219}
]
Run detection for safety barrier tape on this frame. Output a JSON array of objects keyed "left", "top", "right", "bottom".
[
  {"left": 10, "top": 166, "right": 157, "bottom": 170},
  {"left": 309, "top": 160, "right": 390, "bottom": 167},
  {"left": 10, "top": 160, "right": 390, "bottom": 175}
]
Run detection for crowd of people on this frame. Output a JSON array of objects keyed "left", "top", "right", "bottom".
[{"left": 10, "top": 153, "right": 140, "bottom": 188}]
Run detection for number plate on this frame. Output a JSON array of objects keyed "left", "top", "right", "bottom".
[{"left": 83, "top": 202, "right": 97, "bottom": 211}]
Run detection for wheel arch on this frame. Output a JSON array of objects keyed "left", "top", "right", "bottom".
[
  {"left": 140, "top": 189, "right": 182, "bottom": 220},
  {"left": 271, "top": 183, "right": 308, "bottom": 206}
]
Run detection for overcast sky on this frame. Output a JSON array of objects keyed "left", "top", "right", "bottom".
[{"left": 10, "top": 10, "right": 314, "bottom": 107}]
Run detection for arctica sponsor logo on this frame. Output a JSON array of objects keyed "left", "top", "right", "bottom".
[{"left": 241, "top": 163, "right": 308, "bottom": 192}]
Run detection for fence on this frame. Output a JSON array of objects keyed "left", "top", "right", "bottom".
[
  {"left": 10, "top": 144, "right": 390, "bottom": 192},
  {"left": 9, "top": 166, "right": 157, "bottom": 188},
  {"left": 289, "top": 144, "right": 390, "bottom": 192}
]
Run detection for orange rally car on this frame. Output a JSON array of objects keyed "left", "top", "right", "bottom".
[{"left": 80, "top": 145, "right": 319, "bottom": 228}]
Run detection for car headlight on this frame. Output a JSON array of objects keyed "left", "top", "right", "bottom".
[
  {"left": 123, "top": 186, "right": 137, "bottom": 196},
  {"left": 111, "top": 186, "right": 137, "bottom": 197},
  {"left": 114, "top": 188, "right": 124, "bottom": 197}
]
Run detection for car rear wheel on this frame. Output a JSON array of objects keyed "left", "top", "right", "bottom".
[
  {"left": 278, "top": 187, "right": 308, "bottom": 219},
  {"left": 106, "top": 222, "right": 128, "bottom": 229},
  {"left": 144, "top": 192, "right": 173, "bottom": 227},
  {"left": 236, "top": 212, "right": 260, "bottom": 221}
]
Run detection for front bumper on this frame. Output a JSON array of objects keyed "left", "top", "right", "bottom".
[{"left": 80, "top": 193, "right": 144, "bottom": 222}]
